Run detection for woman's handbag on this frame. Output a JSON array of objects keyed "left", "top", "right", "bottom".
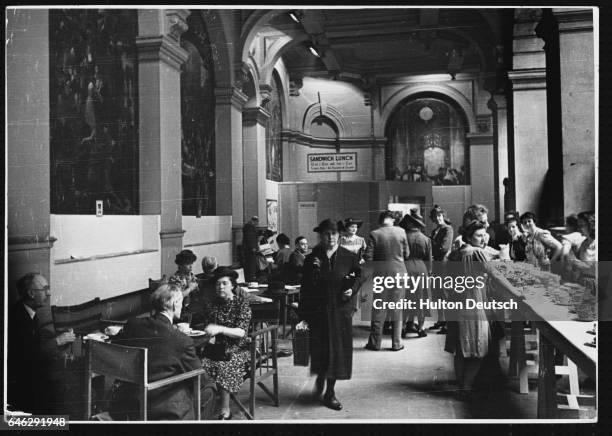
[
  {"left": 292, "top": 327, "right": 310, "bottom": 366},
  {"left": 202, "top": 340, "right": 231, "bottom": 362}
]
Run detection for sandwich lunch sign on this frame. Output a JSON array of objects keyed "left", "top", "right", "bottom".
[{"left": 307, "top": 153, "right": 357, "bottom": 172}]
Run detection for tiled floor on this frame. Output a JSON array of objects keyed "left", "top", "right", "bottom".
[{"left": 229, "top": 319, "right": 540, "bottom": 421}]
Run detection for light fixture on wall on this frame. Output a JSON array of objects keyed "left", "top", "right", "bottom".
[
  {"left": 309, "top": 46, "right": 321, "bottom": 57},
  {"left": 289, "top": 12, "right": 300, "bottom": 23}
]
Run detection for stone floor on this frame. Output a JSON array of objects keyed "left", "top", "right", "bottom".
[{"left": 229, "top": 318, "right": 541, "bottom": 421}]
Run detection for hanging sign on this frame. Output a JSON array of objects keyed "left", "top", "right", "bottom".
[{"left": 307, "top": 153, "right": 357, "bottom": 172}]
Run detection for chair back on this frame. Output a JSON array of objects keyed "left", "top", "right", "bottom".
[
  {"left": 52, "top": 298, "right": 102, "bottom": 335},
  {"left": 148, "top": 275, "right": 167, "bottom": 291},
  {"left": 88, "top": 341, "right": 147, "bottom": 385}
]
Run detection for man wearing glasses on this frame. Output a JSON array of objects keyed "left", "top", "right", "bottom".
[{"left": 7, "top": 273, "right": 75, "bottom": 414}]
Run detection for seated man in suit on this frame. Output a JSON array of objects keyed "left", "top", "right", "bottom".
[
  {"left": 112, "top": 283, "right": 216, "bottom": 420},
  {"left": 8, "top": 273, "right": 76, "bottom": 414}
]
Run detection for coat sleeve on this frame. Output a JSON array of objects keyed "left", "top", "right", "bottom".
[
  {"left": 364, "top": 233, "right": 375, "bottom": 261},
  {"left": 401, "top": 230, "right": 410, "bottom": 260},
  {"left": 298, "top": 255, "right": 322, "bottom": 322},
  {"left": 180, "top": 336, "right": 202, "bottom": 372},
  {"left": 440, "top": 226, "right": 454, "bottom": 259}
]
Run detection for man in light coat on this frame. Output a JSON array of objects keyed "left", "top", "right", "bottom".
[{"left": 364, "top": 210, "right": 410, "bottom": 351}]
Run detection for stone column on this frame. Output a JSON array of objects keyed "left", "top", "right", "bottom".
[
  {"left": 467, "top": 133, "right": 496, "bottom": 218},
  {"left": 552, "top": 8, "right": 595, "bottom": 215},
  {"left": 508, "top": 9, "right": 549, "bottom": 217},
  {"left": 243, "top": 106, "right": 271, "bottom": 225},
  {"left": 6, "top": 9, "right": 55, "bottom": 330},
  {"left": 489, "top": 94, "right": 509, "bottom": 219},
  {"left": 136, "top": 9, "right": 189, "bottom": 278},
  {"left": 215, "top": 87, "right": 248, "bottom": 264}
]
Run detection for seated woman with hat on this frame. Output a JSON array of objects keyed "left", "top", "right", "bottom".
[{"left": 201, "top": 267, "right": 252, "bottom": 420}]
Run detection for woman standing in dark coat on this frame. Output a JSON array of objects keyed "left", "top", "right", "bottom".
[
  {"left": 429, "top": 205, "right": 454, "bottom": 333},
  {"left": 297, "top": 219, "right": 365, "bottom": 411}
]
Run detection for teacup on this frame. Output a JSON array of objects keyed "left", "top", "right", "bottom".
[{"left": 177, "top": 323, "right": 190, "bottom": 333}]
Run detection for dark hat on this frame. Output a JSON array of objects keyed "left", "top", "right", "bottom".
[
  {"left": 405, "top": 208, "right": 427, "bottom": 228},
  {"left": 313, "top": 219, "right": 339, "bottom": 233},
  {"left": 378, "top": 210, "right": 396, "bottom": 225},
  {"left": 175, "top": 249, "right": 197, "bottom": 266},
  {"left": 212, "top": 267, "right": 239, "bottom": 282},
  {"left": 343, "top": 218, "right": 363, "bottom": 229}
]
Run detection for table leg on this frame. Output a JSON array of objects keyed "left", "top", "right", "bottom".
[
  {"left": 282, "top": 295, "right": 288, "bottom": 339},
  {"left": 537, "top": 328, "right": 558, "bottom": 418}
]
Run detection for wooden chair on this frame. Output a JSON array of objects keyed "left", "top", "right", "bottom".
[
  {"left": 85, "top": 340, "right": 209, "bottom": 421},
  {"left": 229, "top": 323, "right": 281, "bottom": 420},
  {"left": 52, "top": 298, "right": 102, "bottom": 335}
]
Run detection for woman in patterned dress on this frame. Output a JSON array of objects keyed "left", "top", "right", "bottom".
[
  {"left": 519, "top": 212, "right": 563, "bottom": 270},
  {"left": 168, "top": 249, "right": 200, "bottom": 323},
  {"left": 201, "top": 267, "right": 252, "bottom": 420},
  {"left": 572, "top": 211, "right": 596, "bottom": 297}
]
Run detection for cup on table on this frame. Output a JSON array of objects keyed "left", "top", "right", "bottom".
[{"left": 177, "top": 322, "right": 191, "bottom": 334}]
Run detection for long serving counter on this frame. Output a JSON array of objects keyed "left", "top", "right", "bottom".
[{"left": 485, "top": 262, "right": 597, "bottom": 419}]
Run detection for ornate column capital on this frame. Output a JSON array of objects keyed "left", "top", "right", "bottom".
[
  {"left": 289, "top": 74, "right": 304, "bottom": 97},
  {"left": 165, "top": 9, "right": 190, "bottom": 41},
  {"left": 214, "top": 87, "right": 249, "bottom": 110},
  {"left": 136, "top": 34, "right": 189, "bottom": 70},
  {"left": 259, "top": 84, "right": 273, "bottom": 107},
  {"left": 243, "top": 106, "right": 271, "bottom": 125}
]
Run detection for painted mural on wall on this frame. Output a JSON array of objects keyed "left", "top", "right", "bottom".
[
  {"left": 49, "top": 9, "right": 139, "bottom": 214},
  {"left": 266, "top": 73, "right": 283, "bottom": 182},
  {"left": 180, "top": 12, "right": 216, "bottom": 216},
  {"left": 266, "top": 199, "right": 278, "bottom": 233},
  {"left": 385, "top": 97, "right": 469, "bottom": 185}
]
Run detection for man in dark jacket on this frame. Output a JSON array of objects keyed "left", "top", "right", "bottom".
[
  {"left": 113, "top": 283, "right": 216, "bottom": 420},
  {"left": 8, "top": 273, "right": 76, "bottom": 414},
  {"left": 242, "top": 216, "right": 260, "bottom": 282}
]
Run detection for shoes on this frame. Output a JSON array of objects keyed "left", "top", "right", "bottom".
[
  {"left": 437, "top": 326, "right": 448, "bottom": 335},
  {"left": 312, "top": 378, "right": 325, "bottom": 401},
  {"left": 364, "top": 343, "right": 380, "bottom": 351},
  {"left": 218, "top": 412, "right": 232, "bottom": 420},
  {"left": 417, "top": 329, "right": 427, "bottom": 338},
  {"left": 404, "top": 323, "right": 418, "bottom": 333},
  {"left": 429, "top": 322, "right": 443, "bottom": 330},
  {"left": 323, "top": 394, "right": 343, "bottom": 410},
  {"left": 390, "top": 345, "right": 404, "bottom": 351}
]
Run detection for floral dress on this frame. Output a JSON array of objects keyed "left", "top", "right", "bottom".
[{"left": 201, "top": 295, "right": 252, "bottom": 393}]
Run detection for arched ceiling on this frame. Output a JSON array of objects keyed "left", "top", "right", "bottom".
[{"left": 246, "top": 8, "right": 507, "bottom": 83}]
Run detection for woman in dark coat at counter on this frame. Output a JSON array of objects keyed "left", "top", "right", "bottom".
[
  {"left": 429, "top": 205, "right": 454, "bottom": 333},
  {"left": 297, "top": 219, "right": 365, "bottom": 411}
]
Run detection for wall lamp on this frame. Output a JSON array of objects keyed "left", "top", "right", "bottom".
[
  {"left": 289, "top": 12, "right": 300, "bottom": 23},
  {"left": 309, "top": 46, "right": 321, "bottom": 57}
]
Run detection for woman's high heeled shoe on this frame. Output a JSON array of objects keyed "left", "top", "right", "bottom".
[{"left": 218, "top": 412, "right": 232, "bottom": 420}]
